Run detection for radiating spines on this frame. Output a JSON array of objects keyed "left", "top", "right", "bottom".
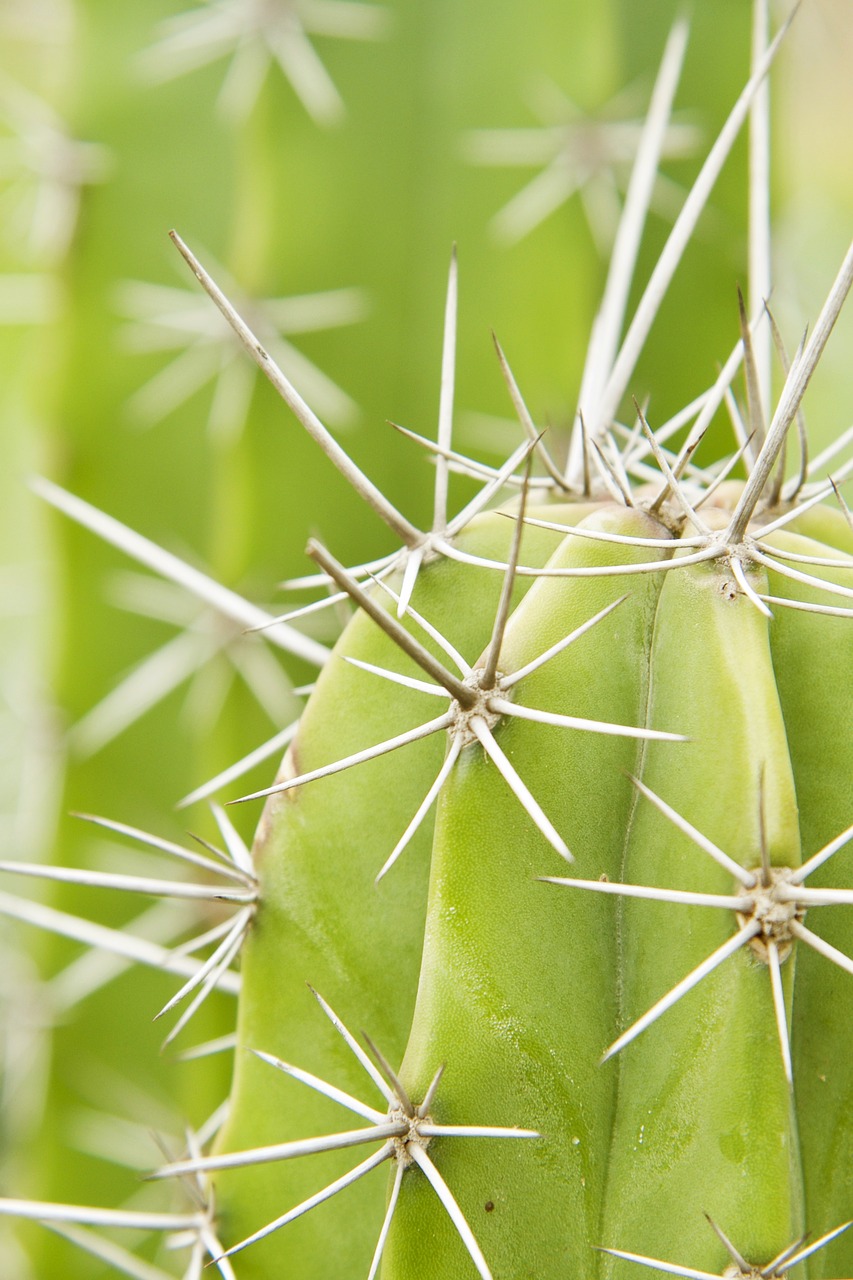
[
  {"left": 464, "top": 17, "right": 696, "bottom": 250},
  {"left": 380, "top": 504, "right": 677, "bottom": 1278},
  {"left": 563, "top": 7, "right": 796, "bottom": 486},
  {"left": 137, "top": 0, "right": 390, "bottom": 126},
  {"left": 32, "top": 476, "right": 325, "bottom": 747},
  {"left": 205, "top": 504, "right": 573, "bottom": 1278},
  {"left": 116, "top": 271, "right": 367, "bottom": 435},
  {"left": 600, "top": 1215, "right": 853, "bottom": 1280},
  {"left": 0, "top": 1124, "right": 237, "bottom": 1278},
  {"left": 166, "top": 235, "right": 510, "bottom": 616},
  {"left": 11, "top": 5, "right": 851, "bottom": 1279},
  {"left": 765, "top": 523, "right": 853, "bottom": 1279},
  {"left": 546, "top": 777, "right": 853, "bottom": 1085},
  {"left": 154, "top": 988, "right": 536, "bottom": 1277},
  {"left": 0, "top": 808, "right": 254, "bottom": 1045},
  {"left": 598, "top": 553, "right": 805, "bottom": 1274},
  {"left": 232, "top": 511, "right": 684, "bottom": 879},
  {"left": 0, "top": 1102, "right": 234, "bottom": 1275},
  {"left": 150, "top": 152, "right": 852, "bottom": 640},
  {"left": 724, "top": 236, "right": 853, "bottom": 543}
]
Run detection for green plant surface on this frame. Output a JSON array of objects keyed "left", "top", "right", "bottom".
[{"left": 209, "top": 510, "right": 570, "bottom": 1278}]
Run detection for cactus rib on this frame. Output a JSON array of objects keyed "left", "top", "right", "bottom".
[{"left": 154, "top": 989, "right": 537, "bottom": 1275}]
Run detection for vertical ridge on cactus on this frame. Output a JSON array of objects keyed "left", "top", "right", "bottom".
[
  {"left": 548, "top": 779, "right": 853, "bottom": 1078},
  {"left": 152, "top": 989, "right": 537, "bottom": 1276}
]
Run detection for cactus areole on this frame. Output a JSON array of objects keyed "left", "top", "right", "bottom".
[{"left": 5, "top": 5, "right": 853, "bottom": 1279}]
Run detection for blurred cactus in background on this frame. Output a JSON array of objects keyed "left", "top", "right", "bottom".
[{"left": 0, "top": 0, "right": 851, "bottom": 1276}]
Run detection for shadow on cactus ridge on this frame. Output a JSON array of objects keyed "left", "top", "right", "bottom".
[{"left": 3, "top": 2, "right": 853, "bottom": 1278}]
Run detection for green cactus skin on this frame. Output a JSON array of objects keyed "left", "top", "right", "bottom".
[
  {"left": 209, "top": 508, "right": 580, "bottom": 1277},
  {"left": 599, "top": 555, "right": 803, "bottom": 1276},
  {"left": 770, "top": 528, "right": 853, "bottom": 1280},
  {"left": 383, "top": 507, "right": 673, "bottom": 1279},
  {"left": 192, "top": 490, "right": 852, "bottom": 1279}
]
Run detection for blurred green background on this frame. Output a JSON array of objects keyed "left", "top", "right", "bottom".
[{"left": 0, "top": 0, "right": 850, "bottom": 1273}]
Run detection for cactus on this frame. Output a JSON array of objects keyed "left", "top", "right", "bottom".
[{"left": 1, "top": 2, "right": 852, "bottom": 1279}]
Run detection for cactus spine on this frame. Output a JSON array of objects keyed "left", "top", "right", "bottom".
[{"left": 1, "top": 3, "right": 852, "bottom": 1279}]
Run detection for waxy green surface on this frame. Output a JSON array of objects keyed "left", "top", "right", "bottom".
[
  {"left": 383, "top": 506, "right": 671, "bottom": 1278},
  {"left": 768, "top": 529, "right": 853, "bottom": 1280},
  {"left": 601, "top": 557, "right": 803, "bottom": 1275},
  {"left": 212, "top": 498, "right": 853, "bottom": 1279},
  {"left": 213, "top": 507, "right": 580, "bottom": 1276}
]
